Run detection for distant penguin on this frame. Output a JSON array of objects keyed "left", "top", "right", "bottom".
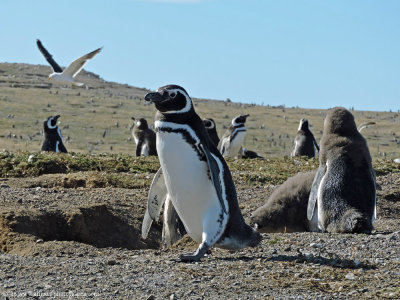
[
  {"left": 307, "top": 107, "right": 376, "bottom": 234},
  {"left": 219, "top": 114, "right": 249, "bottom": 158},
  {"left": 141, "top": 85, "right": 261, "bottom": 262},
  {"left": 41, "top": 115, "right": 67, "bottom": 153},
  {"left": 241, "top": 148, "right": 263, "bottom": 159},
  {"left": 291, "top": 118, "right": 319, "bottom": 158},
  {"left": 131, "top": 117, "right": 157, "bottom": 156},
  {"left": 203, "top": 118, "right": 219, "bottom": 147},
  {"left": 250, "top": 170, "right": 318, "bottom": 233}
]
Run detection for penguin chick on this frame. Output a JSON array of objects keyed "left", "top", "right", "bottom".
[
  {"left": 307, "top": 107, "right": 376, "bottom": 234},
  {"left": 250, "top": 170, "right": 317, "bottom": 233}
]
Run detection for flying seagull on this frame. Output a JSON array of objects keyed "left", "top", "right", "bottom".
[{"left": 36, "top": 39, "right": 102, "bottom": 86}]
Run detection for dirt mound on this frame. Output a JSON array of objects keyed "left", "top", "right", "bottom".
[{"left": 0, "top": 204, "right": 161, "bottom": 253}]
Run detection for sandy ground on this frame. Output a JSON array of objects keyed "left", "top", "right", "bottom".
[{"left": 0, "top": 172, "right": 399, "bottom": 299}]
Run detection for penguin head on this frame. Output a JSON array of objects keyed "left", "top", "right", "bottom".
[
  {"left": 44, "top": 115, "right": 60, "bottom": 132},
  {"left": 232, "top": 114, "right": 249, "bottom": 127},
  {"left": 298, "top": 118, "right": 310, "bottom": 131},
  {"left": 203, "top": 118, "right": 216, "bottom": 129},
  {"left": 132, "top": 117, "right": 149, "bottom": 130},
  {"left": 324, "top": 107, "right": 358, "bottom": 136},
  {"left": 144, "top": 85, "right": 193, "bottom": 114}
]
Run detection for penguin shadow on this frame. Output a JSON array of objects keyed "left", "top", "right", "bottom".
[
  {"left": 266, "top": 252, "right": 376, "bottom": 270},
  {"left": 211, "top": 251, "right": 375, "bottom": 270}
]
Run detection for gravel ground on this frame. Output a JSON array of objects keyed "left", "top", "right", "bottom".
[{"left": 0, "top": 172, "right": 399, "bottom": 299}]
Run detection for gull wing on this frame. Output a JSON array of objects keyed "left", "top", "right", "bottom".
[
  {"left": 62, "top": 47, "right": 102, "bottom": 78},
  {"left": 36, "top": 39, "right": 63, "bottom": 73}
]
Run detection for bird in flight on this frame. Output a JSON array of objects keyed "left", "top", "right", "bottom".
[{"left": 36, "top": 39, "right": 102, "bottom": 86}]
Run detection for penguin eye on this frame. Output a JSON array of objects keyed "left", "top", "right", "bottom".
[{"left": 169, "top": 92, "right": 176, "bottom": 98}]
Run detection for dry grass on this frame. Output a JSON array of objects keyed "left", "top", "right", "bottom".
[{"left": 0, "top": 62, "right": 399, "bottom": 160}]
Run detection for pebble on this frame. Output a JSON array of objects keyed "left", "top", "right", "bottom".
[
  {"left": 310, "top": 243, "right": 323, "bottom": 249},
  {"left": 345, "top": 272, "right": 355, "bottom": 280}
]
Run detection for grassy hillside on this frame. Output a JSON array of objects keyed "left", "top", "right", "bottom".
[{"left": 0, "top": 62, "right": 399, "bottom": 159}]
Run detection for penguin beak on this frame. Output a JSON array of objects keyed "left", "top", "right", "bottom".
[
  {"left": 145, "top": 92, "right": 165, "bottom": 103},
  {"left": 54, "top": 115, "right": 60, "bottom": 120},
  {"left": 243, "top": 114, "right": 250, "bottom": 119}
]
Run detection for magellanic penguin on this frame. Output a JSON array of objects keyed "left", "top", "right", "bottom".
[
  {"left": 218, "top": 114, "right": 249, "bottom": 158},
  {"left": 203, "top": 118, "right": 220, "bottom": 147},
  {"left": 131, "top": 117, "right": 157, "bottom": 156},
  {"left": 250, "top": 170, "right": 318, "bottom": 233},
  {"left": 142, "top": 85, "right": 261, "bottom": 262},
  {"left": 307, "top": 107, "right": 376, "bottom": 234},
  {"left": 291, "top": 118, "right": 319, "bottom": 158},
  {"left": 41, "top": 115, "right": 67, "bottom": 153}
]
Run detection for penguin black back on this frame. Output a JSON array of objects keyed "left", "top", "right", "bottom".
[
  {"left": 41, "top": 115, "right": 67, "bottom": 153},
  {"left": 291, "top": 118, "right": 319, "bottom": 158}
]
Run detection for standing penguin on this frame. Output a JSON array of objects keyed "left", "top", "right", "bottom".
[
  {"left": 291, "top": 118, "right": 319, "bottom": 158},
  {"left": 203, "top": 118, "right": 219, "bottom": 147},
  {"left": 142, "top": 85, "right": 261, "bottom": 262},
  {"left": 41, "top": 115, "right": 67, "bottom": 153},
  {"left": 218, "top": 114, "right": 249, "bottom": 158},
  {"left": 307, "top": 107, "right": 376, "bottom": 233},
  {"left": 131, "top": 117, "right": 157, "bottom": 156}
]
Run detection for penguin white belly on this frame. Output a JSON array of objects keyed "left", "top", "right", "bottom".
[
  {"left": 157, "top": 131, "right": 224, "bottom": 244},
  {"left": 227, "top": 131, "right": 246, "bottom": 157},
  {"left": 141, "top": 144, "right": 149, "bottom": 156}
]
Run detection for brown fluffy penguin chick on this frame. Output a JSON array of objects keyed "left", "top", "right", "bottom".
[
  {"left": 307, "top": 107, "right": 376, "bottom": 234},
  {"left": 250, "top": 170, "right": 317, "bottom": 233}
]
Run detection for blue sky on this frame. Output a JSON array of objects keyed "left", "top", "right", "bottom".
[{"left": 1, "top": 0, "right": 399, "bottom": 111}]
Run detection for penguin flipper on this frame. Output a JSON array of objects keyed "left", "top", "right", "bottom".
[
  {"left": 142, "top": 167, "right": 168, "bottom": 239},
  {"left": 58, "top": 142, "right": 68, "bottom": 153},
  {"left": 162, "top": 196, "right": 187, "bottom": 248},
  {"left": 199, "top": 144, "right": 227, "bottom": 214},
  {"left": 307, "top": 165, "right": 326, "bottom": 220}
]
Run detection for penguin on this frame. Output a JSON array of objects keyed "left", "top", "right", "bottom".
[
  {"left": 141, "top": 85, "right": 261, "bottom": 262},
  {"left": 307, "top": 107, "right": 376, "bottom": 234},
  {"left": 250, "top": 170, "right": 318, "bottom": 233},
  {"left": 41, "top": 115, "right": 67, "bottom": 153},
  {"left": 131, "top": 117, "right": 157, "bottom": 156},
  {"left": 291, "top": 118, "right": 319, "bottom": 158},
  {"left": 202, "top": 118, "right": 220, "bottom": 147},
  {"left": 241, "top": 148, "right": 264, "bottom": 159},
  {"left": 218, "top": 114, "right": 249, "bottom": 158}
]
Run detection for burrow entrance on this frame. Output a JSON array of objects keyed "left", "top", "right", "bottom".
[{"left": 0, "top": 204, "right": 162, "bottom": 253}]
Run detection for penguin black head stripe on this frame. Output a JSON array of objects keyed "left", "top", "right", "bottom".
[
  {"left": 299, "top": 118, "right": 309, "bottom": 131},
  {"left": 132, "top": 117, "right": 149, "bottom": 130},
  {"left": 232, "top": 114, "right": 249, "bottom": 127},
  {"left": 41, "top": 115, "right": 67, "bottom": 153},
  {"left": 145, "top": 85, "right": 193, "bottom": 114}
]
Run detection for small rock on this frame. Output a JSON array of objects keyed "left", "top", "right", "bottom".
[
  {"left": 170, "top": 294, "right": 177, "bottom": 300},
  {"left": 310, "top": 243, "right": 323, "bottom": 249},
  {"left": 107, "top": 260, "right": 117, "bottom": 266},
  {"left": 36, "top": 239, "right": 44, "bottom": 244},
  {"left": 146, "top": 296, "right": 155, "bottom": 300},
  {"left": 28, "top": 154, "right": 35, "bottom": 162},
  {"left": 345, "top": 272, "right": 355, "bottom": 280}
]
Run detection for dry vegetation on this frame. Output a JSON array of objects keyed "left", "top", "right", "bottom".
[
  {"left": 1, "top": 62, "right": 399, "bottom": 159},
  {"left": 0, "top": 63, "right": 399, "bottom": 298}
]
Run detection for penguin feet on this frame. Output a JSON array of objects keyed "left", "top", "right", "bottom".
[{"left": 179, "top": 242, "right": 209, "bottom": 262}]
